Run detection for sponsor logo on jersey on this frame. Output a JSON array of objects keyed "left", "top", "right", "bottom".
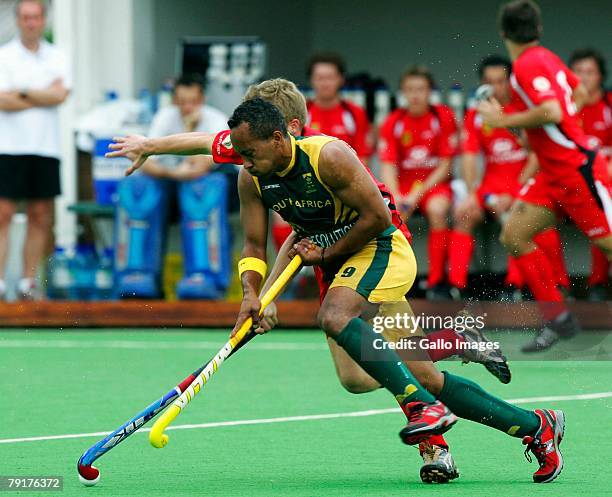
[
  {"left": 492, "top": 138, "right": 514, "bottom": 154},
  {"left": 308, "top": 222, "right": 356, "bottom": 248},
  {"left": 271, "top": 198, "right": 333, "bottom": 212}
]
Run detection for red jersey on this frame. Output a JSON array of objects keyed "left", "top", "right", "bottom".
[
  {"left": 576, "top": 93, "right": 612, "bottom": 160},
  {"left": 509, "top": 45, "right": 593, "bottom": 174},
  {"left": 378, "top": 104, "right": 457, "bottom": 195},
  {"left": 463, "top": 107, "right": 528, "bottom": 185},
  {"left": 306, "top": 100, "right": 370, "bottom": 158},
  {"left": 210, "top": 128, "right": 411, "bottom": 242}
]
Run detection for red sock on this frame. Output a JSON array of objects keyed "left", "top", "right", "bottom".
[
  {"left": 448, "top": 231, "right": 474, "bottom": 289},
  {"left": 505, "top": 256, "right": 524, "bottom": 287},
  {"left": 534, "top": 228, "right": 570, "bottom": 289},
  {"left": 425, "top": 329, "right": 465, "bottom": 362},
  {"left": 589, "top": 245, "right": 610, "bottom": 286},
  {"left": 427, "top": 229, "right": 449, "bottom": 287},
  {"left": 420, "top": 434, "right": 449, "bottom": 452},
  {"left": 514, "top": 248, "right": 567, "bottom": 321}
]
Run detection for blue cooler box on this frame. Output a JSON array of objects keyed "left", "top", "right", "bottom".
[{"left": 93, "top": 138, "right": 132, "bottom": 205}]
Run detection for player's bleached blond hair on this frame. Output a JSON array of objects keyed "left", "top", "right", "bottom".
[{"left": 243, "top": 78, "right": 307, "bottom": 127}]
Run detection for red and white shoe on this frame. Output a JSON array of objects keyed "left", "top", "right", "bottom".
[
  {"left": 399, "top": 401, "right": 457, "bottom": 445},
  {"left": 523, "top": 409, "right": 565, "bottom": 483}
]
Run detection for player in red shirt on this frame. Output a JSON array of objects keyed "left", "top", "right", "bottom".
[
  {"left": 451, "top": 55, "right": 569, "bottom": 299},
  {"left": 569, "top": 48, "right": 612, "bottom": 301},
  {"left": 479, "top": 1, "right": 612, "bottom": 355},
  {"left": 379, "top": 66, "right": 458, "bottom": 299},
  {"left": 306, "top": 52, "right": 371, "bottom": 161}
]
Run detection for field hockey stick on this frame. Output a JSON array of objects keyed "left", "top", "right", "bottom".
[
  {"left": 76, "top": 326, "right": 257, "bottom": 486},
  {"left": 148, "top": 254, "right": 302, "bottom": 449}
]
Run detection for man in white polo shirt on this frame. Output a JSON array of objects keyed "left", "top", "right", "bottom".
[
  {"left": 0, "top": 0, "right": 70, "bottom": 300},
  {"left": 141, "top": 74, "right": 228, "bottom": 180}
]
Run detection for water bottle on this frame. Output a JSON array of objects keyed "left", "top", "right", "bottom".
[
  {"left": 448, "top": 83, "right": 464, "bottom": 121},
  {"left": 71, "top": 244, "right": 98, "bottom": 301},
  {"left": 157, "top": 80, "right": 173, "bottom": 109},
  {"left": 46, "top": 247, "right": 73, "bottom": 300},
  {"left": 95, "top": 248, "right": 115, "bottom": 300},
  {"left": 430, "top": 85, "right": 442, "bottom": 105},
  {"left": 374, "top": 85, "right": 391, "bottom": 125},
  {"left": 138, "top": 88, "right": 154, "bottom": 124}
]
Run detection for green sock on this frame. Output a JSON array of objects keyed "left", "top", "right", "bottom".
[
  {"left": 438, "top": 371, "right": 539, "bottom": 437},
  {"left": 335, "top": 317, "right": 435, "bottom": 405}
]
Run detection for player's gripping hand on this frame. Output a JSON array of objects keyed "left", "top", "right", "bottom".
[
  {"left": 258, "top": 302, "right": 279, "bottom": 333},
  {"left": 105, "top": 135, "right": 150, "bottom": 176},
  {"left": 289, "top": 238, "right": 323, "bottom": 266},
  {"left": 231, "top": 292, "right": 261, "bottom": 338}
]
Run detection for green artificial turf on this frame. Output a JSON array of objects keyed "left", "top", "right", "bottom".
[{"left": 0, "top": 329, "right": 610, "bottom": 496}]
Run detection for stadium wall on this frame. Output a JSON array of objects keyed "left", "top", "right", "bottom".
[{"left": 149, "top": 0, "right": 611, "bottom": 91}]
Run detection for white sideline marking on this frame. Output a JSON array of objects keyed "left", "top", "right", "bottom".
[
  {"left": 0, "top": 339, "right": 328, "bottom": 351},
  {"left": 0, "top": 391, "right": 610, "bottom": 445}
]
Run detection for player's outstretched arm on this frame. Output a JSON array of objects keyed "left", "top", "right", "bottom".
[
  {"left": 232, "top": 168, "right": 270, "bottom": 337},
  {"left": 316, "top": 140, "right": 392, "bottom": 264},
  {"left": 106, "top": 132, "right": 217, "bottom": 176}
]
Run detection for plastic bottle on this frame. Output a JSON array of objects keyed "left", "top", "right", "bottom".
[
  {"left": 448, "top": 83, "right": 464, "bottom": 121},
  {"left": 374, "top": 85, "right": 391, "bottom": 126},
  {"left": 95, "top": 248, "right": 115, "bottom": 300},
  {"left": 138, "top": 88, "right": 154, "bottom": 124},
  {"left": 46, "top": 247, "right": 73, "bottom": 300},
  {"left": 430, "top": 86, "right": 442, "bottom": 105},
  {"left": 157, "top": 80, "right": 173, "bottom": 109},
  {"left": 71, "top": 245, "right": 98, "bottom": 301}
]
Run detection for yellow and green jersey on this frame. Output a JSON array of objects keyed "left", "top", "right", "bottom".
[{"left": 252, "top": 135, "right": 359, "bottom": 248}]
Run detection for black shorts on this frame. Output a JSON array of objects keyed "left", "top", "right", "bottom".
[{"left": 0, "top": 154, "right": 61, "bottom": 200}]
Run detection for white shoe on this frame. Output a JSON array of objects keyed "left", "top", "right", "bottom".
[{"left": 17, "top": 278, "right": 42, "bottom": 301}]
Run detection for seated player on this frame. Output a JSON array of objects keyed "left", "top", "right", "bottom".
[
  {"left": 451, "top": 55, "right": 569, "bottom": 300},
  {"left": 120, "top": 74, "right": 229, "bottom": 298},
  {"left": 569, "top": 48, "right": 612, "bottom": 301},
  {"left": 306, "top": 52, "right": 371, "bottom": 162},
  {"left": 108, "top": 78, "right": 512, "bottom": 484},
  {"left": 480, "top": 1, "right": 612, "bottom": 352},
  {"left": 379, "top": 66, "right": 458, "bottom": 299},
  {"left": 140, "top": 74, "right": 227, "bottom": 181},
  {"left": 229, "top": 98, "right": 566, "bottom": 485}
]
